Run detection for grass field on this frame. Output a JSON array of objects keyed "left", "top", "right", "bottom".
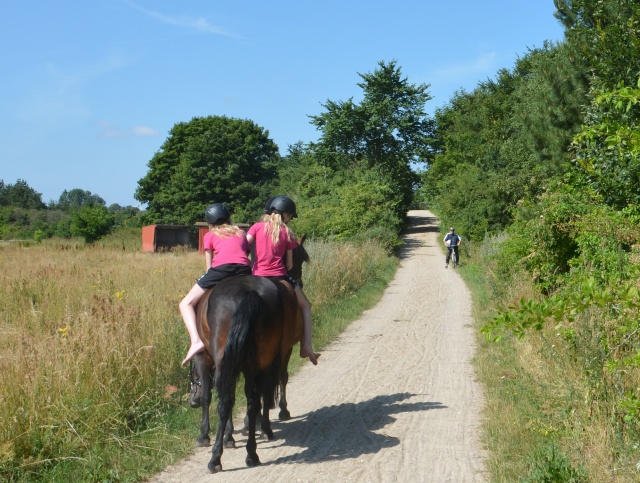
[{"left": 0, "top": 233, "right": 396, "bottom": 482}]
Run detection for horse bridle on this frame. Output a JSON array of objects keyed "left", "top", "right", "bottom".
[{"left": 189, "top": 360, "right": 202, "bottom": 394}]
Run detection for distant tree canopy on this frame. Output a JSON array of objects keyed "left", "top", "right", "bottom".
[
  {"left": 0, "top": 179, "right": 45, "bottom": 209},
  {"left": 271, "top": 61, "right": 435, "bottom": 251},
  {"left": 135, "top": 116, "right": 280, "bottom": 225},
  {"left": 308, "top": 60, "right": 434, "bottom": 224},
  {"left": 50, "top": 189, "right": 106, "bottom": 212},
  {"left": 419, "top": 42, "right": 591, "bottom": 240}
]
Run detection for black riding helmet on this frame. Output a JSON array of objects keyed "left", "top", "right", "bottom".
[
  {"left": 204, "top": 203, "right": 231, "bottom": 225},
  {"left": 263, "top": 196, "right": 276, "bottom": 214},
  {"left": 267, "top": 195, "right": 297, "bottom": 218}
]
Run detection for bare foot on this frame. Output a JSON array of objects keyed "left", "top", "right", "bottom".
[
  {"left": 182, "top": 340, "right": 205, "bottom": 366},
  {"left": 300, "top": 346, "right": 320, "bottom": 365}
]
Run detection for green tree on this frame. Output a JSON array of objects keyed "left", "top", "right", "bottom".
[
  {"left": 108, "top": 204, "right": 143, "bottom": 228},
  {"left": 422, "top": 67, "right": 528, "bottom": 238},
  {"left": 0, "top": 179, "right": 46, "bottom": 209},
  {"left": 309, "top": 60, "right": 435, "bottom": 222},
  {"left": 513, "top": 42, "right": 589, "bottom": 173},
  {"left": 572, "top": 79, "right": 640, "bottom": 209},
  {"left": 135, "top": 116, "right": 280, "bottom": 225},
  {"left": 51, "top": 189, "right": 106, "bottom": 212},
  {"left": 70, "top": 205, "right": 114, "bottom": 243},
  {"left": 555, "top": 0, "right": 640, "bottom": 89}
]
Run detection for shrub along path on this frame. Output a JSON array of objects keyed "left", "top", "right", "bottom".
[{"left": 149, "top": 210, "right": 486, "bottom": 482}]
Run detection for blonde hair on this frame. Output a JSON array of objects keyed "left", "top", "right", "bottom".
[
  {"left": 261, "top": 212, "right": 294, "bottom": 245},
  {"left": 209, "top": 222, "right": 243, "bottom": 238}
]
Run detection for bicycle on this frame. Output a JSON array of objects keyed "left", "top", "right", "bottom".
[{"left": 447, "top": 245, "right": 459, "bottom": 268}]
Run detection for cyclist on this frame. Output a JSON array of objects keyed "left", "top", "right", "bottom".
[{"left": 443, "top": 227, "right": 462, "bottom": 268}]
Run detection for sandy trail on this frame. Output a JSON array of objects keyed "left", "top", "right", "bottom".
[{"left": 149, "top": 210, "right": 487, "bottom": 482}]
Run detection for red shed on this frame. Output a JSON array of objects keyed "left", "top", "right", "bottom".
[{"left": 141, "top": 224, "right": 195, "bottom": 252}]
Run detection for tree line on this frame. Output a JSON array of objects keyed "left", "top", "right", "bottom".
[
  {"left": 3, "top": 60, "right": 433, "bottom": 250},
  {"left": 0, "top": 181, "right": 141, "bottom": 242}
]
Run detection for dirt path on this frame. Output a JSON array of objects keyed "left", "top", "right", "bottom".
[{"left": 149, "top": 210, "right": 487, "bottom": 482}]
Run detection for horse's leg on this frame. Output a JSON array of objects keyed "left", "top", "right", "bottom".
[
  {"left": 208, "top": 387, "right": 234, "bottom": 473},
  {"left": 196, "top": 358, "right": 212, "bottom": 447},
  {"left": 242, "top": 399, "right": 262, "bottom": 436},
  {"left": 223, "top": 413, "right": 235, "bottom": 448},
  {"left": 244, "top": 376, "right": 261, "bottom": 467},
  {"left": 278, "top": 348, "right": 293, "bottom": 420},
  {"left": 260, "top": 391, "right": 274, "bottom": 440}
]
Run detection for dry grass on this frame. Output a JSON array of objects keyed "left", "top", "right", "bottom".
[
  {"left": 0, "top": 234, "right": 396, "bottom": 481},
  {"left": 0, "top": 240, "right": 202, "bottom": 480}
]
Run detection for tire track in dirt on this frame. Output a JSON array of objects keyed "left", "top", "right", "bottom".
[{"left": 149, "top": 210, "right": 487, "bottom": 483}]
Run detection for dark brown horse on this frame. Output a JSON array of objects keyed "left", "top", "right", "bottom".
[
  {"left": 190, "top": 236, "right": 309, "bottom": 422},
  {"left": 190, "top": 238, "right": 309, "bottom": 471}
]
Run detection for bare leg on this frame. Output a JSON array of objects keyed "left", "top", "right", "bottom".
[
  {"left": 295, "top": 287, "right": 320, "bottom": 365},
  {"left": 179, "top": 283, "right": 207, "bottom": 366}
]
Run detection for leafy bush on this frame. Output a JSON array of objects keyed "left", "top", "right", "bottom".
[
  {"left": 522, "top": 443, "right": 587, "bottom": 483},
  {"left": 70, "top": 205, "right": 115, "bottom": 243}
]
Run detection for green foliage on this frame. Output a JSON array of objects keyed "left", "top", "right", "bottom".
[
  {"left": 33, "top": 229, "right": 45, "bottom": 243},
  {"left": 572, "top": 79, "right": 640, "bottom": 209},
  {"left": 50, "top": 188, "right": 106, "bottom": 211},
  {"left": 422, "top": 43, "right": 590, "bottom": 242},
  {"left": 279, "top": 147, "right": 403, "bottom": 252},
  {"left": 555, "top": 0, "right": 640, "bottom": 89},
  {"left": 522, "top": 442, "right": 587, "bottom": 483},
  {"left": 0, "top": 206, "right": 70, "bottom": 240},
  {"left": 70, "top": 205, "right": 115, "bottom": 243},
  {"left": 309, "top": 60, "right": 434, "bottom": 223},
  {"left": 513, "top": 42, "right": 589, "bottom": 173},
  {"left": 135, "top": 115, "right": 280, "bottom": 225},
  {"left": 0, "top": 179, "right": 46, "bottom": 209}
]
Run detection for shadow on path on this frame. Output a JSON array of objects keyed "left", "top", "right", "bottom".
[
  {"left": 223, "top": 393, "right": 445, "bottom": 471},
  {"left": 399, "top": 214, "right": 440, "bottom": 259}
]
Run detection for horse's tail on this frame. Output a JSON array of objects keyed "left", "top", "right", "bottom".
[{"left": 216, "top": 290, "right": 263, "bottom": 398}]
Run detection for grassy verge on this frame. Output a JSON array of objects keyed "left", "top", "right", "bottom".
[
  {"left": 457, "top": 239, "right": 597, "bottom": 482},
  {"left": 0, "top": 232, "right": 396, "bottom": 482}
]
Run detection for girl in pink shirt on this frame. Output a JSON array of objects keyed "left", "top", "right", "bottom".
[
  {"left": 179, "top": 203, "right": 251, "bottom": 366},
  {"left": 246, "top": 196, "right": 320, "bottom": 365}
]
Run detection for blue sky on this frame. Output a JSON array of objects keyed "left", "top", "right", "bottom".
[{"left": 1, "top": 1, "right": 565, "bottom": 208}]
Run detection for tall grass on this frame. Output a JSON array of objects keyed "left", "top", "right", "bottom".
[
  {"left": 461, "top": 233, "right": 640, "bottom": 482},
  {"left": 0, "top": 232, "right": 396, "bottom": 482}
]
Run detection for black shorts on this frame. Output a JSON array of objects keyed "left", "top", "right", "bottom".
[
  {"left": 196, "top": 263, "right": 252, "bottom": 289},
  {"left": 279, "top": 274, "right": 300, "bottom": 288}
]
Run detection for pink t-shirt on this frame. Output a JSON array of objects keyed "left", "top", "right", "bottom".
[
  {"left": 247, "top": 222, "right": 298, "bottom": 276},
  {"left": 203, "top": 230, "right": 251, "bottom": 268}
]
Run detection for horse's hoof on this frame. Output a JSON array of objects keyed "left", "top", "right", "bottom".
[
  {"left": 223, "top": 439, "right": 235, "bottom": 449},
  {"left": 245, "top": 455, "right": 261, "bottom": 467},
  {"left": 241, "top": 427, "right": 250, "bottom": 436},
  {"left": 278, "top": 410, "right": 291, "bottom": 420},
  {"left": 261, "top": 429, "right": 274, "bottom": 440},
  {"left": 207, "top": 462, "right": 222, "bottom": 473},
  {"left": 196, "top": 437, "right": 210, "bottom": 447}
]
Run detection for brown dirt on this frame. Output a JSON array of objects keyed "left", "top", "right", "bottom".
[{"left": 148, "top": 210, "right": 487, "bottom": 482}]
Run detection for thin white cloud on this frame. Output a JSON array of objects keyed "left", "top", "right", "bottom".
[
  {"left": 128, "top": 2, "right": 237, "bottom": 38},
  {"left": 432, "top": 52, "right": 498, "bottom": 83},
  {"left": 131, "top": 125, "right": 160, "bottom": 137},
  {"left": 95, "top": 121, "right": 160, "bottom": 139}
]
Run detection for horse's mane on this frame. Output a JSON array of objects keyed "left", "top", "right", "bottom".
[{"left": 296, "top": 243, "right": 310, "bottom": 264}]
